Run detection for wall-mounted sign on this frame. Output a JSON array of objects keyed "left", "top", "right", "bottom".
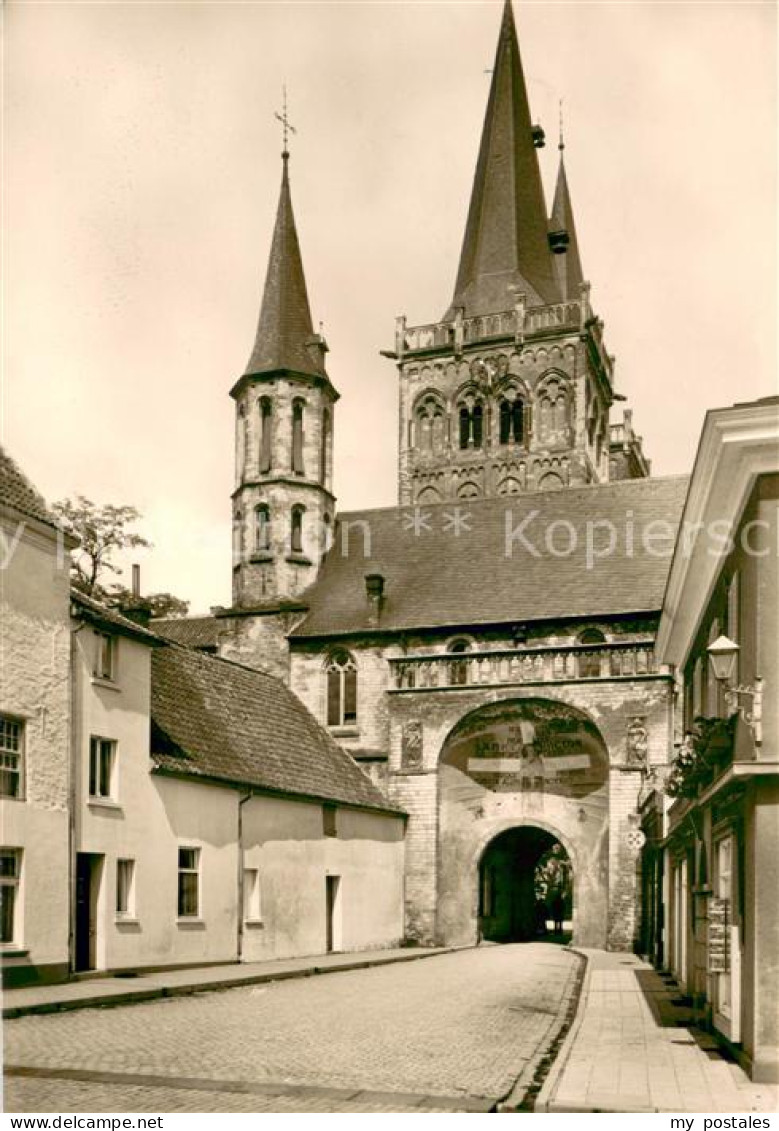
[
  {"left": 708, "top": 898, "right": 730, "bottom": 974},
  {"left": 441, "top": 699, "right": 608, "bottom": 797}
]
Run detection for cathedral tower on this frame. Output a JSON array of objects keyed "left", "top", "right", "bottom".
[
  {"left": 391, "top": 0, "right": 642, "bottom": 505},
  {"left": 230, "top": 150, "right": 338, "bottom": 607}
]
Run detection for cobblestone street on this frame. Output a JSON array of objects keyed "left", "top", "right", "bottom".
[{"left": 4, "top": 944, "right": 580, "bottom": 1113}]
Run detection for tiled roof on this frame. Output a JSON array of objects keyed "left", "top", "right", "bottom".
[
  {"left": 151, "top": 615, "right": 221, "bottom": 649},
  {"left": 150, "top": 644, "right": 402, "bottom": 815},
  {"left": 0, "top": 446, "right": 59, "bottom": 529},
  {"left": 72, "top": 590, "right": 163, "bottom": 644},
  {"left": 292, "top": 476, "right": 690, "bottom": 638}
]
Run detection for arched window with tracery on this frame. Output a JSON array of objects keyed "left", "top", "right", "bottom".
[
  {"left": 447, "top": 638, "right": 472, "bottom": 686},
  {"left": 578, "top": 628, "right": 605, "bottom": 678},
  {"left": 291, "top": 399, "right": 305, "bottom": 475},
  {"left": 255, "top": 504, "right": 271, "bottom": 554},
  {"left": 458, "top": 397, "right": 484, "bottom": 450},
  {"left": 538, "top": 376, "right": 571, "bottom": 444},
  {"left": 499, "top": 396, "right": 525, "bottom": 445},
  {"left": 259, "top": 397, "right": 273, "bottom": 473},
  {"left": 326, "top": 650, "right": 358, "bottom": 727},
  {"left": 414, "top": 395, "right": 446, "bottom": 453},
  {"left": 290, "top": 505, "right": 305, "bottom": 554}
]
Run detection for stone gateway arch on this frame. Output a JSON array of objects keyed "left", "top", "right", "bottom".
[{"left": 436, "top": 698, "right": 610, "bottom": 947}]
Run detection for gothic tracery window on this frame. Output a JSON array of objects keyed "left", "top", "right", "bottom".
[
  {"left": 538, "top": 376, "right": 571, "bottom": 445},
  {"left": 458, "top": 400, "right": 484, "bottom": 449},
  {"left": 326, "top": 650, "right": 358, "bottom": 727},
  {"left": 414, "top": 395, "right": 446, "bottom": 453},
  {"left": 499, "top": 396, "right": 525, "bottom": 445}
]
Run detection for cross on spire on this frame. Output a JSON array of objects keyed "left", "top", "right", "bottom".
[{"left": 274, "top": 85, "right": 296, "bottom": 159}]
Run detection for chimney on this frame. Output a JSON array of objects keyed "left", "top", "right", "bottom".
[
  {"left": 365, "top": 573, "right": 385, "bottom": 627},
  {"left": 119, "top": 563, "right": 152, "bottom": 628}
]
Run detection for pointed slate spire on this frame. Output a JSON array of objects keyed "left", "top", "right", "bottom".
[
  {"left": 244, "top": 154, "right": 327, "bottom": 380},
  {"left": 444, "top": 0, "right": 561, "bottom": 320},
  {"left": 550, "top": 134, "right": 584, "bottom": 301}
]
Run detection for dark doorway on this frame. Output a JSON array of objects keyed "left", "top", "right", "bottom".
[
  {"left": 325, "top": 875, "right": 341, "bottom": 953},
  {"left": 75, "top": 853, "right": 103, "bottom": 972},
  {"left": 478, "top": 827, "right": 572, "bottom": 943}
]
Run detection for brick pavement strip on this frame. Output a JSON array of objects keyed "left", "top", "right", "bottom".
[{"left": 3, "top": 944, "right": 579, "bottom": 1114}]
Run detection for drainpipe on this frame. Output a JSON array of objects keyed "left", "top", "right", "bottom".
[
  {"left": 236, "top": 789, "right": 253, "bottom": 962},
  {"left": 68, "top": 622, "right": 85, "bottom": 975}
]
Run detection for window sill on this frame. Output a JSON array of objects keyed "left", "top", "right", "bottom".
[
  {"left": 250, "top": 552, "right": 274, "bottom": 563},
  {"left": 176, "top": 917, "right": 205, "bottom": 928},
  {"left": 244, "top": 919, "right": 264, "bottom": 929},
  {"left": 91, "top": 677, "right": 121, "bottom": 692},
  {"left": 328, "top": 725, "right": 360, "bottom": 738},
  {"left": 1, "top": 946, "right": 29, "bottom": 957},
  {"left": 88, "top": 798, "right": 122, "bottom": 812},
  {"left": 115, "top": 916, "right": 140, "bottom": 927},
  {"left": 285, "top": 553, "right": 312, "bottom": 566},
  {"left": 0, "top": 794, "right": 25, "bottom": 803}
]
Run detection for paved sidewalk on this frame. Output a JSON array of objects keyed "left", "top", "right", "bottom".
[
  {"left": 2, "top": 946, "right": 449, "bottom": 1019},
  {"left": 536, "top": 951, "right": 779, "bottom": 1113}
]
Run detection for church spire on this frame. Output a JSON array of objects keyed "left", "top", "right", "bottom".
[
  {"left": 549, "top": 130, "right": 584, "bottom": 301},
  {"left": 243, "top": 153, "right": 327, "bottom": 380},
  {"left": 444, "top": 0, "right": 560, "bottom": 320}
]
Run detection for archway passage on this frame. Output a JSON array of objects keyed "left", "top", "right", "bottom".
[{"left": 478, "top": 826, "right": 572, "bottom": 943}]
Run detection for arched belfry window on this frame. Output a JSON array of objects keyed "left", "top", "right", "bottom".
[
  {"left": 458, "top": 400, "right": 484, "bottom": 450},
  {"left": 578, "top": 628, "right": 605, "bottom": 678},
  {"left": 499, "top": 397, "right": 525, "bottom": 445},
  {"left": 326, "top": 650, "right": 357, "bottom": 727},
  {"left": 447, "top": 638, "right": 472, "bottom": 686},
  {"left": 254, "top": 504, "right": 271, "bottom": 554},
  {"left": 292, "top": 399, "right": 305, "bottom": 475},
  {"left": 259, "top": 397, "right": 273, "bottom": 473},
  {"left": 414, "top": 395, "right": 446, "bottom": 453},
  {"left": 290, "top": 505, "right": 305, "bottom": 554}
]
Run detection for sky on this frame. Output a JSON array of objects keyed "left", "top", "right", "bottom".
[{"left": 4, "top": 0, "right": 776, "bottom": 614}]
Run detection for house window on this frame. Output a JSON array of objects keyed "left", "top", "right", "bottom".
[
  {"left": 0, "top": 849, "right": 21, "bottom": 944},
  {"left": 255, "top": 504, "right": 271, "bottom": 553},
  {"left": 116, "top": 859, "right": 135, "bottom": 918},
  {"left": 292, "top": 400, "right": 305, "bottom": 475},
  {"left": 93, "top": 632, "right": 116, "bottom": 681},
  {"left": 290, "top": 506, "right": 305, "bottom": 554},
  {"left": 243, "top": 868, "right": 261, "bottom": 921},
  {"left": 177, "top": 847, "right": 200, "bottom": 918},
  {"left": 88, "top": 737, "right": 116, "bottom": 800},
  {"left": 326, "top": 651, "right": 357, "bottom": 727},
  {"left": 0, "top": 716, "right": 24, "bottom": 799},
  {"left": 499, "top": 398, "right": 524, "bottom": 445},
  {"left": 259, "top": 397, "right": 273, "bottom": 473},
  {"left": 323, "top": 804, "right": 337, "bottom": 838},
  {"left": 578, "top": 628, "right": 605, "bottom": 678}
]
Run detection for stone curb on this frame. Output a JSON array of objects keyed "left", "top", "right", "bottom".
[
  {"left": 532, "top": 946, "right": 592, "bottom": 1114},
  {"left": 3, "top": 947, "right": 458, "bottom": 1020}
]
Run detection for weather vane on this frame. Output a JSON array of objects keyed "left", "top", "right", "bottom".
[{"left": 275, "top": 85, "right": 297, "bottom": 157}]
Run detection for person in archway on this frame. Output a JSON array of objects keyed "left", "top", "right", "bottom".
[
  {"left": 535, "top": 896, "right": 548, "bottom": 936},
  {"left": 551, "top": 888, "right": 565, "bottom": 935}
]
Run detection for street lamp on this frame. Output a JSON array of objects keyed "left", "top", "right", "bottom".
[{"left": 706, "top": 635, "right": 762, "bottom": 745}]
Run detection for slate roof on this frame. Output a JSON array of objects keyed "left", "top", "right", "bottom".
[
  {"left": 292, "top": 476, "right": 690, "bottom": 638},
  {"left": 0, "top": 446, "right": 59, "bottom": 529},
  {"left": 72, "top": 589, "right": 163, "bottom": 645},
  {"left": 242, "top": 155, "right": 328, "bottom": 383},
  {"left": 444, "top": 0, "right": 561, "bottom": 318},
  {"left": 150, "top": 644, "right": 402, "bottom": 814},
  {"left": 152, "top": 614, "right": 221, "bottom": 649}
]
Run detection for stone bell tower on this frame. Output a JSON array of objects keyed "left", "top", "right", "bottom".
[
  {"left": 389, "top": 0, "right": 645, "bottom": 505},
  {"left": 230, "top": 149, "right": 339, "bottom": 607}
]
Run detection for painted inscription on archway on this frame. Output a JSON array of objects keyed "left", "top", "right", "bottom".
[{"left": 441, "top": 699, "right": 608, "bottom": 797}]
